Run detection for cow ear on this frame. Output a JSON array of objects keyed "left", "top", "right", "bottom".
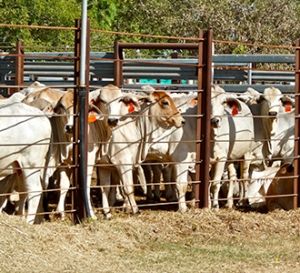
[
  {"left": 281, "top": 95, "right": 294, "bottom": 111},
  {"left": 138, "top": 95, "right": 154, "bottom": 105},
  {"left": 226, "top": 97, "right": 242, "bottom": 112},
  {"left": 43, "top": 103, "right": 56, "bottom": 116},
  {"left": 189, "top": 98, "right": 198, "bottom": 108},
  {"left": 88, "top": 103, "right": 104, "bottom": 121},
  {"left": 122, "top": 96, "right": 141, "bottom": 113}
]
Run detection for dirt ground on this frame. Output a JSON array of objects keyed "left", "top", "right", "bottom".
[{"left": 1, "top": 207, "right": 300, "bottom": 273}]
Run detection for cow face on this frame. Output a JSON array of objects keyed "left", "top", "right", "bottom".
[
  {"left": 90, "top": 85, "right": 125, "bottom": 127},
  {"left": 211, "top": 85, "right": 241, "bottom": 128},
  {"left": 258, "top": 87, "right": 294, "bottom": 135},
  {"left": 147, "top": 91, "right": 185, "bottom": 129},
  {"left": 52, "top": 90, "right": 75, "bottom": 135},
  {"left": 90, "top": 85, "right": 143, "bottom": 127}
]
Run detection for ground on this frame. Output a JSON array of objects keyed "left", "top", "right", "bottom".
[{"left": 1, "top": 208, "right": 300, "bottom": 273}]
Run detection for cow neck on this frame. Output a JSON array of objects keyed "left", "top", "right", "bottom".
[
  {"left": 91, "top": 118, "right": 112, "bottom": 159},
  {"left": 50, "top": 115, "right": 73, "bottom": 163}
]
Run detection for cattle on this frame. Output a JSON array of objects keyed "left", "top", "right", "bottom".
[
  {"left": 0, "top": 92, "right": 25, "bottom": 105},
  {"left": 20, "top": 81, "right": 66, "bottom": 103},
  {"left": 234, "top": 87, "right": 295, "bottom": 206},
  {"left": 45, "top": 85, "right": 144, "bottom": 219},
  {"left": 143, "top": 91, "right": 198, "bottom": 212},
  {"left": 266, "top": 162, "right": 294, "bottom": 211},
  {"left": 210, "top": 85, "right": 254, "bottom": 209},
  {"left": 0, "top": 102, "right": 52, "bottom": 224},
  {"left": 97, "top": 90, "right": 185, "bottom": 219},
  {"left": 239, "top": 86, "right": 295, "bottom": 171}
]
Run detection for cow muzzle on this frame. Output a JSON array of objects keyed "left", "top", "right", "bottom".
[
  {"left": 211, "top": 118, "right": 220, "bottom": 128},
  {"left": 170, "top": 116, "right": 185, "bottom": 128},
  {"left": 64, "top": 124, "right": 73, "bottom": 135},
  {"left": 268, "top": 111, "right": 278, "bottom": 118},
  {"left": 107, "top": 118, "right": 119, "bottom": 127}
]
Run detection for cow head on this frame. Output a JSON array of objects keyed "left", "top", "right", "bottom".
[
  {"left": 145, "top": 91, "right": 185, "bottom": 129},
  {"left": 211, "top": 85, "right": 241, "bottom": 128},
  {"left": 257, "top": 87, "right": 294, "bottom": 135},
  {"left": 89, "top": 84, "right": 141, "bottom": 127},
  {"left": 48, "top": 89, "right": 103, "bottom": 135}
]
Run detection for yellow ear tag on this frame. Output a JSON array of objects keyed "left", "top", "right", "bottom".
[{"left": 88, "top": 111, "right": 97, "bottom": 122}]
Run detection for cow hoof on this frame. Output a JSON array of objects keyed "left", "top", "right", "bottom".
[
  {"left": 104, "top": 213, "right": 113, "bottom": 220},
  {"left": 212, "top": 204, "right": 219, "bottom": 210},
  {"left": 224, "top": 203, "right": 233, "bottom": 209},
  {"left": 116, "top": 194, "right": 124, "bottom": 202},
  {"left": 133, "top": 210, "right": 141, "bottom": 216}
]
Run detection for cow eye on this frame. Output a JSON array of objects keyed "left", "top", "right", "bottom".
[{"left": 162, "top": 101, "right": 169, "bottom": 106}]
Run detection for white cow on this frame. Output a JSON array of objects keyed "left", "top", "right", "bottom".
[
  {"left": 210, "top": 85, "right": 254, "bottom": 209},
  {"left": 266, "top": 162, "right": 294, "bottom": 211},
  {"left": 45, "top": 85, "right": 144, "bottom": 219},
  {"left": 239, "top": 86, "right": 295, "bottom": 171},
  {"left": 97, "top": 91, "right": 185, "bottom": 219},
  {"left": 0, "top": 102, "right": 52, "bottom": 224},
  {"left": 143, "top": 92, "right": 198, "bottom": 212}
]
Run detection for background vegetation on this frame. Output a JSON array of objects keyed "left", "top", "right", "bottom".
[{"left": 1, "top": 0, "right": 299, "bottom": 54}]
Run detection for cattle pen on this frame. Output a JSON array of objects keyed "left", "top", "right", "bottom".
[{"left": 0, "top": 20, "right": 300, "bottom": 224}]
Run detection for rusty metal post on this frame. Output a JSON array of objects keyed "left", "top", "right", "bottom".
[
  {"left": 196, "top": 30, "right": 213, "bottom": 209},
  {"left": 11, "top": 41, "right": 24, "bottom": 94},
  {"left": 72, "top": 19, "right": 87, "bottom": 222},
  {"left": 114, "top": 41, "right": 123, "bottom": 87},
  {"left": 294, "top": 39, "right": 300, "bottom": 209}
]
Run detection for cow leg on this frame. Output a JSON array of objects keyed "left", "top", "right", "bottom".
[
  {"left": 17, "top": 173, "right": 27, "bottom": 220},
  {"left": 118, "top": 166, "right": 139, "bottom": 215},
  {"left": 135, "top": 165, "right": 147, "bottom": 195},
  {"left": 142, "top": 165, "right": 154, "bottom": 201},
  {"left": 56, "top": 168, "right": 71, "bottom": 220},
  {"left": 211, "top": 160, "right": 226, "bottom": 209},
  {"left": 98, "top": 168, "right": 112, "bottom": 219},
  {"left": 87, "top": 153, "right": 97, "bottom": 219},
  {"left": 172, "top": 163, "right": 189, "bottom": 213},
  {"left": 23, "top": 169, "right": 43, "bottom": 224},
  {"left": 0, "top": 174, "right": 16, "bottom": 213},
  {"left": 189, "top": 171, "right": 196, "bottom": 208},
  {"left": 152, "top": 164, "right": 163, "bottom": 202},
  {"left": 162, "top": 165, "right": 177, "bottom": 202},
  {"left": 108, "top": 170, "right": 120, "bottom": 207},
  {"left": 240, "top": 153, "right": 251, "bottom": 207},
  {"left": 226, "top": 163, "right": 237, "bottom": 209}
]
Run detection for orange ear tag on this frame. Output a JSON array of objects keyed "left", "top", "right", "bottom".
[
  {"left": 285, "top": 103, "right": 291, "bottom": 112},
  {"left": 128, "top": 102, "right": 135, "bottom": 113},
  {"left": 232, "top": 105, "right": 238, "bottom": 116},
  {"left": 88, "top": 111, "right": 97, "bottom": 123}
]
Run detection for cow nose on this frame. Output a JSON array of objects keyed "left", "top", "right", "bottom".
[
  {"left": 107, "top": 118, "right": 119, "bottom": 126},
  {"left": 181, "top": 120, "right": 186, "bottom": 126},
  {"left": 211, "top": 118, "right": 219, "bottom": 127},
  {"left": 268, "top": 111, "right": 277, "bottom": 117},
  {"left": 64, "top": 124, "right": 73, "bottom": 134}
]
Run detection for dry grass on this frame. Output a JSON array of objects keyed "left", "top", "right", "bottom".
[{"left": 1, "top": 208, "right": 300, "bottom": 273}]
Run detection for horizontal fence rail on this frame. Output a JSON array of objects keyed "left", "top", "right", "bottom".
[{"left": 0, "top": 22, "right": 299, "bottom": 225}]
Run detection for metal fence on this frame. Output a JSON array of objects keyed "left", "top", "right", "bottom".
[{"left": 0, "top": 20, "right": 300, "bottom": 223}]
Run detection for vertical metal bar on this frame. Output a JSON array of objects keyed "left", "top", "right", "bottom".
[
  {"left": 13, "top": 41, "right": 24, "bottom": 94},
  {"left": 294, "top": 39, "right": 300, "bottom": 209},
  {"left": 77, "top": 17, "right": 91, "bottom": 219},
  {"left": 114, "top": 41, "right": 122, "bottom": 87},
  {"left": 197, "top": 30, "right": 213, "bottom": 209},
  {"left": 195, "top": 32, "right": 203, "bottom": 209},
  {"left": 72, "top": 19, "right": 86, "bottom": 222}
]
